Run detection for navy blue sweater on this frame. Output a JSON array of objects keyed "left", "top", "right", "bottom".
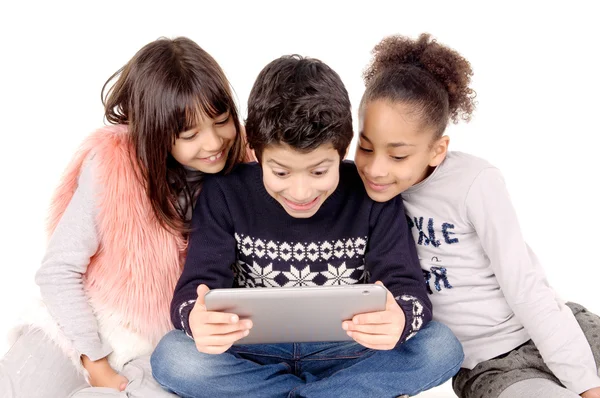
[{"left": 171, "top": 161, "right": 432, "bottom": 343}]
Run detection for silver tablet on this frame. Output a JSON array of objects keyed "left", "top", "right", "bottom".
[{"left": 204, "top": 284, "right": 387, "bottom": 344}]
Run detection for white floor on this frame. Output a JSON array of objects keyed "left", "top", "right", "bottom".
[{"left": 417, "top": 381, "right": 456, "bottom": 397}]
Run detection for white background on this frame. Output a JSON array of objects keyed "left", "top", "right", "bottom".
[{"left": 0, "top": 1, "right": 598, "bottom": 396}]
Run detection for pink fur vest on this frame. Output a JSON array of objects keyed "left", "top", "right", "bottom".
[{"left": 33, "top": 125, "right": 186, "bottom": 371}]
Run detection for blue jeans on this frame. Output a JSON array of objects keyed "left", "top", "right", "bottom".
[{"left": 151, "top": 321, "right": 463, "bottom": 398}]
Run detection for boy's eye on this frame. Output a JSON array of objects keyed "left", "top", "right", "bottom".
[
  {"left": 272, "top": 170, "right": 289, "bottom": 178},
  {"left": 358, "top": 146, "right": 373, "bottom": 153},
  {"left": 391, "top": 156, "right": 407, "bottom": 161},
  {"left": 312, "top": 169, "right": 329, "bottom": 177}
]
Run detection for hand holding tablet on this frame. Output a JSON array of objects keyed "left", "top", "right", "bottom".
[{"left": 187, "top": 284, "right": 254, "bottom": 354}]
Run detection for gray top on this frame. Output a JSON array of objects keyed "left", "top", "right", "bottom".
[
  {"left": 35, "top": 155, "right": 202, "bottom": 361},
  {"left": 401, "top": 151, "right": 600, "bottom": 393},
  {"left": 35, "top": 155, "right": 111, "bottom": 360}
]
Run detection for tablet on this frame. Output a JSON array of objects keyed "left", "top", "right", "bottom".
[{"left": 204, "top": 284, "right": 387, "bottom": 344}]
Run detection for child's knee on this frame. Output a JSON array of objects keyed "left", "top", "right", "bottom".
[
  {"left": 151, "top": 329, "right": 234, "bottom": 392},
  {"left": 569, "top": 303, "right": 600, "bottom": 367},
  {"left": 415, "top": 321, "right": 464, "bottom": 372},
  {"left": 151, "top": 330, "right": 201, "bottom": 385}
]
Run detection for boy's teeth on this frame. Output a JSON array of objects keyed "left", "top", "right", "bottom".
[{"left": 210, "top": 156, "right": 216, "bottom": 161}]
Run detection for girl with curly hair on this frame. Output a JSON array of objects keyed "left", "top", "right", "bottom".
[{"left": 350, "top": 33, "right": 600, "bottom": 398}]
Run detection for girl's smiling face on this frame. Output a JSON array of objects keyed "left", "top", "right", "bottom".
[{"left": 355, "top": 100, "right": 448, "bottom": 202}]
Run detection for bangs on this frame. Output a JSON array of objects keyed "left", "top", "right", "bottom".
[{"left": 179, "top": 80, "right": 233, "bottom": 134}]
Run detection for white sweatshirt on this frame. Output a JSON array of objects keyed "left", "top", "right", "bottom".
[{"left": 401, "top": 151, "right": 600, "bottom": 394}]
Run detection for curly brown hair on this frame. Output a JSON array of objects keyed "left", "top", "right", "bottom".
[{"left": 362, "top": 33, "right": 476, "bottom": 137}]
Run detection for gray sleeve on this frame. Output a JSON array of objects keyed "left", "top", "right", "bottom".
[
  {"left": 34, "top": 154, "right": 113, "bottom": 361},
  {"left": 466, "top": 167, "right": 600, "bottom": 393}
]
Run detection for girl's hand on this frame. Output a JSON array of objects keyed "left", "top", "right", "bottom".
[
  {"left": 342, "top": 281, "right": 405, "bottom": 350},
  {"left": 189, "top": 284, "right": 253, "bottom": 354},
  {"left": 81, "top": 355, "right": 128, "bottom": 391},
  {"left": 581, "top": 387, "right": 600, "bottom": 398}
]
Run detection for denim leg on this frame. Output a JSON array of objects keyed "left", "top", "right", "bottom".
[
  {"left": 294, "top": 340, "right": 372, "bottom": 381},
  {"left": 150, "top": 330, "right": 304, "bottom": 398},
  {"left": 290, "top": 321, "right": 464, "bottom": 398}
]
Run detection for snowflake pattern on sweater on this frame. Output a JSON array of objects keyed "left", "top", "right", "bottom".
[{"left": 233, "top": 233, "right": 369, "bottom": 288}]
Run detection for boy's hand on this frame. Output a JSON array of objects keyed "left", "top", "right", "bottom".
[
  {"left": 189, "top": 284, "right": 253, "bottom": 354},
  {"left": 81, "top": 355, "right": 128, "bottom": 391},
  {"left": 582, "top": 387, "right": 600, "bottom": 398},
  {"left": 342, "top": 281, "right": 405, "bottom": 350}
]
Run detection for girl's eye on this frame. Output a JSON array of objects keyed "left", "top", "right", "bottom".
[
  {"left": 180, "top": 133, "right": 197, "bottom": 141},
  {"left": 215, "top": 115, "right": 230, "bottom": 126},
  {"left": 312, "top": 169, "right": 329, "bottom": 177},
  {"left": 358, "top": 146, "right": 373, "bottom": 153},
  {"left": 391, "top": 156, "right": 407, "bottom": 161}
]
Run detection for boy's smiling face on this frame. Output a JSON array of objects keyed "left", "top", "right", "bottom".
[{"left": 261, "top": 143, "right": 340, "bottom": 218}]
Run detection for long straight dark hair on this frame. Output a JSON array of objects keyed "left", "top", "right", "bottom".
[{"left": 102, "top": 37, "right": 246, "bottom": 233}]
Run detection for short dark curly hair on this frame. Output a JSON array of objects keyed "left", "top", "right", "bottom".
[
  {"left": 245, "top": 55, "right": 353, "bottom": 160},
  {"left": 362, "top": 33, "right": 477, "bottom": 137}
]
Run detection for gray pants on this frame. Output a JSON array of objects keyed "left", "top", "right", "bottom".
[
  {"left": 0, "top": 328, "right": 176, "bottom": 398},
  {"left": 497, "top": 378, "right": 580, "bottom": 398},
  {"left": 453, "top": 302, "right": 600, "bottom": 398}
]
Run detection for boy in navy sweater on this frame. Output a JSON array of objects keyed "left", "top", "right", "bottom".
[{"left": 151, "top": 55, "right": 463, "bottom": 398}]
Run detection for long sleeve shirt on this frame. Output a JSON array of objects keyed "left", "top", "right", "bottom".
[{"left": 401, "top": 151, "right": 600, "bottom": 394}]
